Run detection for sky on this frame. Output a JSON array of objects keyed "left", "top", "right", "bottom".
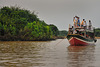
[{"left": 0, "top": 0, "right": 100, "bottom": 30}]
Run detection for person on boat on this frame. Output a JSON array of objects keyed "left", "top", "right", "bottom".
[
  {"left": 76, "top": 29, "right": 80, "bottom": 34},
  {"left": 88, "top": 20, "right": 92, "bottom": 30},
  {"left": 81, "top": 19, "right": 85, "bottom": 28},
  {"left": 72, "top": 26, "right": 75, "bottom": 34},
  {"left": 73, "top": 30, "right": 77, "bottom": 34},
  {"left": 84, "top": 21, "right": 87, "bottom": 30},
  {"left": 77, "top": 17, "right": 80, "bottom": 27},
  {"left": 73, "top": 16, "right": 78, "bottom": 27}
]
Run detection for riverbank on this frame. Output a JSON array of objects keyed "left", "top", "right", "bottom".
[
  {"left": 0, "top": 36, "right": 66, "bottom": 41},
  {"left": 55, "top": 36, "right": 66, "bottom": 39}
]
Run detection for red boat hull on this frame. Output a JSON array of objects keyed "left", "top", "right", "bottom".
[{"left": 69, "top": 37, "right": 94, "bottom": 46}]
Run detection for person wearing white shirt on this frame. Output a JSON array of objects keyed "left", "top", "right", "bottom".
[{"left": 84, "top": 21, "right": 87, "bottom": 29}]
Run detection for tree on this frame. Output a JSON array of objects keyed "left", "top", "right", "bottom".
[
  {"left": 49, "top": 24, "right": 59, "bottom": 36},
  {"left": 0, "top": 6, "right": 59, "bottom": 41}
]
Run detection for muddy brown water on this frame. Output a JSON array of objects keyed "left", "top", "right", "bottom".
[{"left": 0, "top": 39, "right": 100, "bottom": 67}]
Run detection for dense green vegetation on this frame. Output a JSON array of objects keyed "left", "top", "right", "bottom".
[
  {"left": 95, "top": 28, "right": 100, "bottom": 37},
  {"left": 0, "top": 6, "right": 59, "bottom": 41}
]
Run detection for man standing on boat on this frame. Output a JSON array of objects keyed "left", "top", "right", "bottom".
[
  {"left": 84, "top": 21, "right": 87, "bottom": 30},
  {"left": 81, "top": 19, "right": 85, "bottom": 28},
  {"left": 88, "top": 20, "right": 92, "bottom": 30},
  {"left": 77, "top": 17, "right": 80, "bottom": 27},
  {"left": 73, "top": 16, "right": 78, "bottom": 27}
]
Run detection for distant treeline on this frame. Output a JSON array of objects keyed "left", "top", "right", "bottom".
[
  {"left": 58, "top": 28, "right": 100, "bottom": 37},
  {"left": 95, "top": 28, "right": 100, "bottom": 37},
  {"left": 0, "top": 6, "right": 59, "bottom": 41},
  {"left": 58, "top": 30, "right": 68, "bottom": 36},
  {"left": 57, "top": 28, "right": 100, "bottom": 37}
]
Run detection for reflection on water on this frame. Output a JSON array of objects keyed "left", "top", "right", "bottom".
[
  {"left": 67, "top": 46, "right": 95, "bottom": 67},
  {"left": 0, "top": 39, "right": 100, "bottom": 67}
]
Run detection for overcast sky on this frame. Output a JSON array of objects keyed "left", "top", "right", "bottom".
[{"left": 0, "top": 0, "right": 100, "bottom": 30}]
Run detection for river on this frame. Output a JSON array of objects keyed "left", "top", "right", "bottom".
[{"left": 0, "top": 39, "right": 100, "bottom": 67}]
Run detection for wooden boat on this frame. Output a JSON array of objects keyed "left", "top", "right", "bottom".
[{"left": 67, "top": 25, "right": 97, "bottom": 46}]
